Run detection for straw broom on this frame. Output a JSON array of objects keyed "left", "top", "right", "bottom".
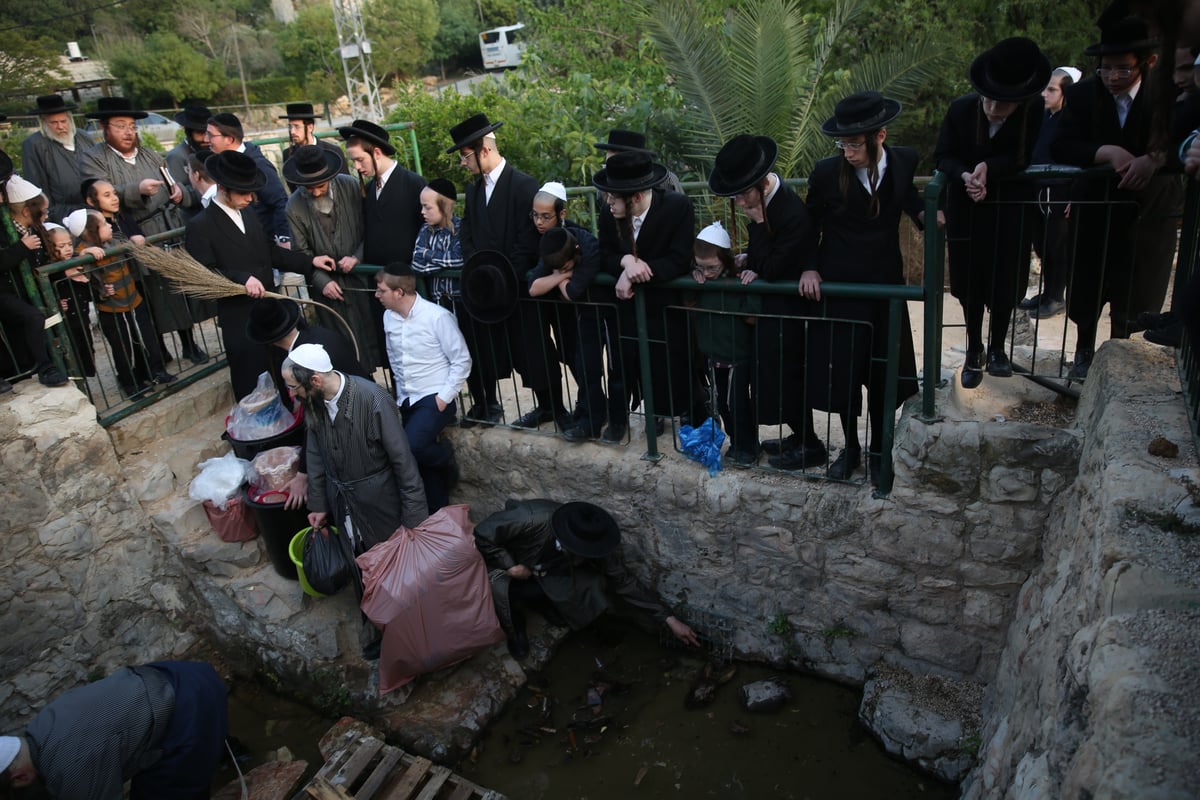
[{"left": 133, "top": 242, "right": 361, "bottom": 360}]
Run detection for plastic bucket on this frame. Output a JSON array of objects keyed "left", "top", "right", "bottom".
[
  {"left": 223, "top": 411, "right": 305, "bottom": 462},
  {"left": 243, "top": 489, "right": 302, "bottom": 580},
  {"left": 290, "top": 528, "right": 326, "bottom": 598}
]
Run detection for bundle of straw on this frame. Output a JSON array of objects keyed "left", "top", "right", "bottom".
[{"left": 133, "top": 242, "right": 360, "bottom": 358}]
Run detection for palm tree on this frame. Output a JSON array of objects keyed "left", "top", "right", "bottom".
[{"left": 638, "top": 0, "right": 948, "bottom": 179}]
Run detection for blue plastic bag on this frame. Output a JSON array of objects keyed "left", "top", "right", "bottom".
[{"left": 679, "top": 417, "right": 726, "bottom": 475}]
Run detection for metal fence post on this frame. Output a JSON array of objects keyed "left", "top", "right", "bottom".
[{"left": 921, "top": 171, "right": 946, "bottom": 423}]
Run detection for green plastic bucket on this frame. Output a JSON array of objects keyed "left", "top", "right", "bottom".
[{"left": 290, "top": 527, "right": 327, "bottom": 598}]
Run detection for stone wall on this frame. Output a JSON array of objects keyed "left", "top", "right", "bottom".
[
  {"left": 961, "top": 341, "right": 1200, "bottom": 799},
  {"left": 0, "top": 383, "right": 203, "bottom": 726}
]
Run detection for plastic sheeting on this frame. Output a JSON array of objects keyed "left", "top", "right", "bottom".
[{"left": 357, "top": 504, "right": 506, "bottom": 694}]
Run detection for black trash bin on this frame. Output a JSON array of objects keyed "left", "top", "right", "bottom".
[
  {"left": 223, "top": 412, "right": 305, "bottom": 461},
  {"left": 243, "top": 488, "right": 304, "bottom": 580}
]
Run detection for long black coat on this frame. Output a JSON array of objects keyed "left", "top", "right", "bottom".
[
  {"left": 1050, "top": 77, "right": 1180, "bottom": 337},
  {"left": 362, "top": 165, "right": 426, "bottom": 266},
  {"left": 185, "top": 205, "right": 314, "bottom": 399},
  {"left": 803, "top": 147, "right": 921, "bottom": 413},
  {"left": 935, "top": 93, "right": 1041, "bottom": 311}
]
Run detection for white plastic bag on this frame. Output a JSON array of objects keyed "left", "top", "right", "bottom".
[
  {"left": 249, "top": 446, "right": 302, "bottom": 494},
  {"left": 226, "top": 371, "right": 295, "bottom": 442},
  {"left": 189, "top": 451, "right": 252, "bottom": 510}
]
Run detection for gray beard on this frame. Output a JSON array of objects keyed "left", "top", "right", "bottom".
[
  {"left": 313, "top": 195, "right": 334, "bottom": 215},
  {"left": 48, "top": 130, "right": 74, "bottom": 148}
]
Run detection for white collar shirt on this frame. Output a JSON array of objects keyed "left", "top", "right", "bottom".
[
  {"left": 376, "top": 162, "right": 396, "bottom": 197},
  {"left": 383, "top": 294, "right": 472, "bottom": 407},
  {"left": 484, "top": 158, "right": 506, "bottom": 205},
  {"left": 201, "top": 184, "right": 217, "bottom": 208},
  {"left": 324, "top": 371, "right": 347, "bottom": 422},
  {"left": 855, "top": 148, "right": 888, "bottom": 194},
  {"left": 107, "top": 144, "right": 139, "bottom": 166},
  {"left": 1115, "top": 78, "right": 1142, "bottom": 128},
  {"left": 212, "top": 194, "right": 245, "bottom": 234},
  {"left": 631, "top": 192, "right": 653, "bottom": 240}
]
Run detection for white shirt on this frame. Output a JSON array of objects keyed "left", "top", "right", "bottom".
[
  {"left": 855, "top": 148, "right": 888, "bottom": 194},
  {"left": 107, "top": 144, "right": 138, "bottom": 166},
  {"left": 484, "top": 158, "right": 507, "bottom": 205},
  {"left": 212, "top": 194, "right": 245, "bottom": 234},
  {"left": 201, "top": 184, "right": 217, "bottom": 208},
  {"left": 324, "top": 371, "right": 347, "bottom": 422},
  {"left": 376, "top": 162, "right": 396, "bottom": 197},
  {"left": 383, "top": 294, "right": 472, "bottom": 407},
  {"left": 631, "top": 192, "right": 653, "bottom": 240},
  {"left": 1115, "top": 78, "right": 1142, "bottom": 128}
]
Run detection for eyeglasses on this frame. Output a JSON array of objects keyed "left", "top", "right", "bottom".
[
  {"left": 529, "top": 211, "right": 557, "bottom": 223},
  {"left": 107, "top": 123, "right": 138, "bottom": 133},
  {"left": 284, "top": 383, "right": 302, "bottom": 392},
  {"left": 1096, "top": 66, "right": 1136, "bottom": 79},
  {"left": 834, "top": 139, "right": 866, "bottom": 151},
  {"left": 459, "top": 150, "right": 476, "bottom": 163},
  {"left": 205, "top": 130, "right": 228, "bottom": 139}
]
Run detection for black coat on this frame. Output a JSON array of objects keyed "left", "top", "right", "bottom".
[
  {"left": 459, "top": 161, "right": 540, "bottom": 267},
  {"left": 243, "top": 141, "right": 293, "bottom": 242},
  {"left": 362, "top": 164, "right": 426, "bottom": 265},
  {"left": 803, "top": 147, "right": 921, "bottom": 413}
]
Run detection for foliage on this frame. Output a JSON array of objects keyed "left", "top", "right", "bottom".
[
  {"left": 640, "top": 0, "right": 949, "bottom": 179},
  {"left": 430, "top": 0, "right": 486, "bottom": 73},
  {"left": 365, "top": 0, "right": 442, "bottom": 79},
  {"left": 276, "top": 3, "right": 342, "bottom": 100},
  {"left": 766, "top": 613, "right": 793, "bottom": 637},
  {"left": 104, "top": 31, "right": 226, "bottom": 107},
  {"left": 0, "top": 36, "right": 65, "bottom": 105},
  {"left": 0, "top": 128, "right": 32, "bottom": 174}
]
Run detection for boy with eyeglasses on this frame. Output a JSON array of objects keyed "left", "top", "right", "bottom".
[{"left": 1052, "top": 13, "right": 1181, "bottom": 380}]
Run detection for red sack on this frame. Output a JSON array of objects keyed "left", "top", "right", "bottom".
[
  {"left": 357, "top": 504, "right": 505, "bottom": 693},
  {"left": 203, "top": 496, "right": 259, "bottom": 543}
]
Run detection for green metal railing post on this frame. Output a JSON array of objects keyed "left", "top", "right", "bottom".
[
  {"left": 877, "top": 297, "right": 904, "bottom": 497},
  {"left": 921, "top": 171, "right": 947, "bottom": 423},
  {"left": 633, "top": 289, "right": 661, "bottom": 461}
]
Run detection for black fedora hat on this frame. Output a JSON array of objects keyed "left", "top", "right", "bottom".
[
  {"left": 28, "top": 95, "right": 77, "bottom": 116},
  {"left": 279, "top": 102, "right": 319, "bottom": 120},
  {"left": 282, "top": 144, "right": 346, "bottom": 187},
  {"left": 85, "top": 97, "right": 148, "bottom": 120},
  {"left": 460, "top": 249, "right": 519, "bottom": 324},
  {"left": 1084, "top": 15, "right": 1159, "bottom": 56},
  {"left": 551, "top": 502, "right": 620, "bottom": 558},
  {"left": 708, "top": 134, "right": 779, "bottom": 196},
  {"left": 446, "top": 113, "right": 504, "bottom": 153},
  {"left": 970, "top": 37, "right": 1052, "bottom": 102},
  {"left": 245, "top": 298, "right": 301, "bottom": 345},
  {"left": 174, "top": 105, "right": 211, "bottom": 132},
  {"left": 594, "top": 129, "right": 655, "bottom": 155},
  {"left": 592, "top": 150, "right": 668, "bottom": 195},
  {"left": 337, "top": 119, "right": 395, "bottom": 156},
  {"left": 820, "top": 92, "right": 902, "bottom": 137},
  {"left": 206, "top": 150, "right": 266, "bottom": 193}
]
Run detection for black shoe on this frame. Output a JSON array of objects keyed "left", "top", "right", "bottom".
[
  {"left": 514, "top": 406, "right": 554, "bottom": 428},
  {"left": 1017, "top": 293, "right": 1042, "bottom": 311},
  {"left": 868, "top": 455, "right": 882, "bottom": 487},
  {"left": 1028, "top": 297, "right": 1064, "bottom": 319},
  {"left": 726, "top": 449, "right": 757, "bottom": 468},
  {"left": 647, "top": 417, "right": 666, "bottom": 437},
  {"left": 120, "top": 381, "right": 152, "bottom": 399},
  {"left": 601, "top": 421, "right": 627, "bottom": 443},
  {"left": 760, "top": 434, "right": 800, "bottom": 455},
  {"left": 1136, "top": 310, "right": 1174, "bottom": 330},
  {"left": 1145, "top": 321, "right": 1182, "bottom": 348},
  {"left": 151, "top": 370, "right": 178, "bottom": 384},
  {"left": 506, "top": 629, "right": 529, "bottom": 660},
  {"left": 0, "top": 377, "right": 10, "bottom": 394},
  {"left": 563, "top": 423, "right": 600, "bottom": 442},
  {"left": 462, "top": 403, "right": 503, "bottom": 428},
  {"left": 960, "top": 347, "right": 984, "bottom": 389},
  {"left": 827, "top": 447, "right": 862, "bottom": 479},
  {"left": 986, "top": 348, "right": 1013, "bottom": 378},
  {"left": 1067, "top": 350, "right": 1092, "bottom": 382},
  {"left": 181, "top": 344, "right": 209, "bottom": 364},
  {"left": 38, "top": 366, "right": 68, "bottom": 387},
  {"left": 362, "top": 638, "right": 382, "bottom": 660},
  {"left": 769, "top": 442, "right": 827, "bottom": 471}
]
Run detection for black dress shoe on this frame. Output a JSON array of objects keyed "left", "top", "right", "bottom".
[
  {"left": 1017, "top": 293, "right": 1042, "bottom": 311},
  {"left": 1145, "top": 321, "right": 1182, "bottom": 348},
  {"left": 1137, "top": 310, "right": 1174, "bottom": 330},
  {"left": 760, "top": 434, "right": 800, "bottom": 455},
  {"left": 182, "top": 344, "right": 209, "bottom": 364},
  {"left": 0, "top": 377, "right": 11, "bottom": 394},
  {"left": 768, "top": 442, "right": 827, "bottom": 470},
  {"left": 1028, "top": 297, "right": 1064, "bottom": 319},
  {"left": 514, "top": 406, "right": 554, "bottom": 428},
  {"left": 461, "top": 403, "right": 503, "bottom": 428},
  {"left": 726, "top": 449, "right": 757, "bottom": 468},
  {"left": 827, "top": 447, "right": 862, "bottom": 479},
  {"left": 960, "top": 347, "right": 984, "bottom": 389},
  {"left": 38, "top": 366, "right": 68, "bottom": 387},
  {"left": 1067, "top": 350, "right": 1092, "bottom": 382},
  {"left": 152, "top": 370, "right": 178, "bottom": 384},
  {"left": 601, "top": 421, "right": 627, "bottom": 443},
  {"left": 986, "top": 348, "right": 1012, "bottom": 378},
  {"left": 563, "top": 423, "right": 600, "bottom": 442}
]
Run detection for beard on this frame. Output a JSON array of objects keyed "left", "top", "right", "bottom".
[
  {"left": 296, "top": 387, "right": 326, "bottom": 422},
  {"left": 41, "top": 120, "right": 75, "bottom": 148},
  {"left": 313, "top": 195, "right": 334, "bottom": 215}
]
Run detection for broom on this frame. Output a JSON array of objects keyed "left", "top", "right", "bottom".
[{"left": 132, "top": 242, "right": 361, "bottom": 360}]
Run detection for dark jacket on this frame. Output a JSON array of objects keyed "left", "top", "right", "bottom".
[
  {"left": 21, "top": 132, "right": 93, "bottom": 225},
  {"left": 242, "top": 140, "right": 292, "bottom": 241},
  {"left": 362, "top": 164, "right": 426, "bottom": 266},
  {"left": 459, "top": 160, "right": 540, "bottom": 271}
]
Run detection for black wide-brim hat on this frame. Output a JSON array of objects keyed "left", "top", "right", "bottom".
[
  {"left": 28, "top": 95, "right": 77, "bottom": 116},
  {"left": 280, "top": 102, "right": 319, "bottom": 120},
  {"left": 446, "top": 113, "right": 504, "bottom": 153},
  {"left": 594, "top": 129, "right": 654, "bottom": 155},
  {"left": 282, "top": 144, "right": 346, "bottom": 187},
  {"left": 337, "top": 119, "right": 396, "bottom": 156},
  {"left": 708, "top": 134, "right": 779, "bottom": 196},
  {"left": 174, "top": 105, "right": 212, "bottom": 132},
  {"left": 245, "top": 298, "right": 301, "bottom": 345},
  {"left": 591, "top": 150, "right": 668, "bottom": 195},
  {"left": 0, "top": 150, "right": 14, "bottom": 184},
  {"left": 460, "top": 249, "right": 519, "bottom": 324},
  {"left": 551, "top": 502, "right": 621, "bottom": 558},
  {"left": 970, "top": 37, "right": 1052, "bottom": 102},
  {"left": 206, "top": 150, "right": 266, "bottom": 193},
  {"left": 1084, "top": 15, "right": 1159, "bottom": 56},
  {"left": 85, "top": 96, "right": 148, "bottom": 120},
  {"left": 820, "top": 92, "right": 902, "bottom": 136}
]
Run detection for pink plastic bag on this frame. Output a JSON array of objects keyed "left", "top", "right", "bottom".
[{"left": 357, "top": 504, "right": 505, "bottom": 693}]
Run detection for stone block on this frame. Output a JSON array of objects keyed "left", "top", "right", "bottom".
[
  {"left": 870, "top": 514, "right": 964, "bottom": 567},
  {"left": 36, "top": 514, "right": 95, "bottom": 559},
  {"left": 900, "top": 620, "right": 981, "bottom": 674},
  {"left": 962, "top": 589, "right": 1009, "bottom": 629},
  {"left": 824, "top": 551, "right": 912, "bottom": 590},
  {"left": 859, "top": 673, "right": 975, "bottom": 782},
  {"left": 1102, "top": 562, "right": 1200, "bottom": 617},
  {"left": 981, "top": 466, "right": 1039, "bottom": 503}
]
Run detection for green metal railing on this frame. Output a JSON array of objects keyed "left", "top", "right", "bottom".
[{"left": 252, "top": 122, "right": 424, "bottom": 176}]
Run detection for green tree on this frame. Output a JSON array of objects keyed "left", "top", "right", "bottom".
[
  {"left": 366, "top": 0, "right": 441, "bottom": 79},
  {"left": 0, "top": 36, "right": 65, "bottom": 105},
  {"left": 106, "top": 31, "right": 226, "bottom": 106},
  {"left": 430, "top": 0, "right": 484, "bottom": 75},
  {"left": 640, "top": 0, "right": 947, "bottom": 179}
]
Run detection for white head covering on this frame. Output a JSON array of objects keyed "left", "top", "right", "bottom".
[
  {"left": 64, "top": 209, "right": 90, "bottom": 238},
  {"left": 696, "top": 221, "right": 731, "bottom": 250},
  {"left": 44, "top": 222, "right": 64, "bottom": 231},
  {"left": 289, "top": 342, "right": 333, "bottom": 373},
  {"left": 0, "top": 735, "right": 20, "bottom": 772},
  {"left": 538, "top": 181, "right": 568, "bottom": 202},
  {"left": 4, "top": 175, "right": 43, "bottom": 205},
  {"left": 1054, "top": 66, "right": 1082, "bottom": 84}
]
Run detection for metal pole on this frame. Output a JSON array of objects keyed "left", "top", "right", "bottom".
[{"left": 921, "top": 171, "right": 946, "bottom": 423}]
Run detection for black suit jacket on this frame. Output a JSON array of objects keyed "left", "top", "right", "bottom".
[
  {"left": 746, "top": 181, "right": 811, "bottom": 283},
  {"left": 243, "top": 141, "right": 293, "bottom": 241},
  {"left": 596, "top": 189, "right": 694, "bottom": 284},
  {"left": 362, "top": 165, "right": 426, "bottom": 266},
  {"left": 460, "top": 161, "right": 540, "bottom": 273},
  {"left": 1052, "top": 77, "right": 1155, "bottom": 168}
]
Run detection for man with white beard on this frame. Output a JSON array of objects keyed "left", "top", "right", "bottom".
[{"left": 20, "top": 95, "right": 92, "bottom": 225}]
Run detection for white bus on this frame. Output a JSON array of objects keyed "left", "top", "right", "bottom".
[{"left": 480, "top": 23, "right": 526, "bottom": 70}]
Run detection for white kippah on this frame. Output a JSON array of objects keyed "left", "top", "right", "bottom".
[
  {"left": 0, "top": 735, "right": 20, "bottom": 772},
  {"left": 289, "top": 342, "right": 333, "bottom": 373},
  {"left": 63, "top": 209, "right": 90, "bottom": 238},
  {"left": 538, "top": 181, "right": 568, "bottom": 202},
  {"left": 44, "top": 222, "right": 64, "bottom": 231},
  {"left": 4, "top": 175, "right": 43, "bottom": 204},
  {"left": 696, "top": 221, "right": 731, "bottom": 250},
  {"left": 1055, "top": 66, "right": 1082, "bottom": 84}
]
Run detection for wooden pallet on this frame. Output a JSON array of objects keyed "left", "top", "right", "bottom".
[{"left": 291, "top": 734, "right": 504, "bottom": 800}]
